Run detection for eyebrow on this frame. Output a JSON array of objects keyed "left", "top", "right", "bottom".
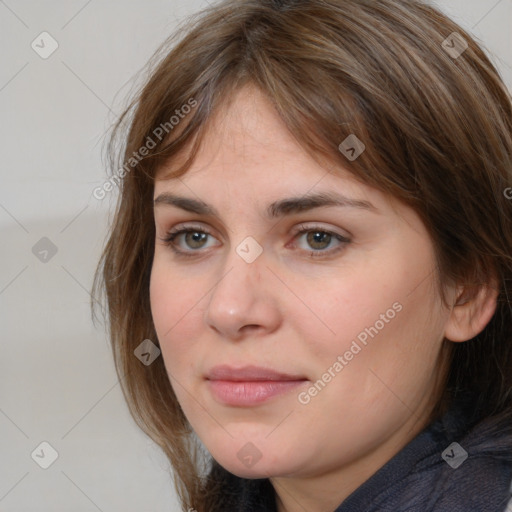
[{"left": 154, "top": 191, "right": 377, "bottom": 219}]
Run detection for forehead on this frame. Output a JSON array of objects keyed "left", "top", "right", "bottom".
[
  {"left": 152, "top": 85, "right": 406, "bottom": 224},
  {"left": 155, "top": 85, "right": 352, "bottom": 185},
  {"left": 155, "top": 84, "right": 318, "bottom": 176}
]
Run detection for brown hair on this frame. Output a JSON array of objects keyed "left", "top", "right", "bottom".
[{"left": 92, "top": 0, "right": 512, "bottom": 509}]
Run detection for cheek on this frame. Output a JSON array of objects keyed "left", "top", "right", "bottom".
[
  {"left": 150, "top": 254, "right": 201, "bottom": 325},
  {"left": 301, "top": 242, "right": 444, "bottom": 379},
  {"left": 149, "top": 259, "right": 203, "bottom": 370},
  {"left": 294, "top": 261, "right": 404, "bottom": 354}
]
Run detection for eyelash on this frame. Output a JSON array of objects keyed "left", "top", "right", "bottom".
[{"left": 159, "top": 224, "right": 351, "bottom": 259}]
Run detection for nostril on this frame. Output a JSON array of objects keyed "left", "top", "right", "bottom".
[{"left": 241, "top": 324, "right": 262, "bottom": 332}]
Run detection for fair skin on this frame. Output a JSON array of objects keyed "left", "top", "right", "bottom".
[{"left": 149, "top": 85, "right": 497, "bottom": 512}]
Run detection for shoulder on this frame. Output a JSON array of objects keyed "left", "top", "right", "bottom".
[
  {"left": 335, "top": 403, "right": 512, "bottom": 512},
  {"left": 425, "top": 413, "right": 512, "bottom": 512}
]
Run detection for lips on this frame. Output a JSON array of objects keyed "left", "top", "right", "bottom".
[
  {"left": 206, "top": 364, "right": 306, "bottom": 382},
  {"left": 205, "top": 365, "right": 308, "bottom": 406}
]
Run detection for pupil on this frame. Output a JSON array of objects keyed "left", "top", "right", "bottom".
[
  {"left": 308, "top": 231, "right": 331, "bottom": 249},
  {"left": 187, "top": 232, "right": 206, "bottom": 247}
]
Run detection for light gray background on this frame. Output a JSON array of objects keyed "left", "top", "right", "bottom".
[{"left": 0, "top": 1, "right": 511, "bottom": 511}]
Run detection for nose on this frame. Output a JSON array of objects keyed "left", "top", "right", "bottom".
[{"left": 203, "top": 246, "right": 282, "bottom": 340}]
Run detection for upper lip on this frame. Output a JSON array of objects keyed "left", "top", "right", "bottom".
[{"left": 205, "top": 365, "right": 307, "bottom": 382}]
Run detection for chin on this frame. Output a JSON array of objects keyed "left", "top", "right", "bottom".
[
  {"left": 216, "top": 457, "right": 288, "bottom": 480},
  {"left": 207, "top": 437, "right": 302, "bottom": 480}
]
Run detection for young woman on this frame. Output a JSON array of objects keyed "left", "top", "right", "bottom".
[{"left": 92, "top": 0, "right": 512, "bottom": 510}]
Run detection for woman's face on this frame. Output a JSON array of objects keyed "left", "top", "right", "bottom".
[{"left": 150, "top": 85, "right": 456, "bottom": 495}]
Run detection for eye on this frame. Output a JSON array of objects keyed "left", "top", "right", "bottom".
[
  {"left": 159, "top": 225, "right": 219, "bottom": 257},
  {"left": 292, "top": 224, "right": 351, "bottom": 258},
  {"left": 158, "top": 223, "right": 351, "bottom": 259}
]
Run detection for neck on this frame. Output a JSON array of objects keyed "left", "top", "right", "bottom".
[{"left": 271, "top": 394, "right": 436, "bottom": 512}]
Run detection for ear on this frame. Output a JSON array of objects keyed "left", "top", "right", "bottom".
[{"left": 443, "top": 278, "right": 499, "bottom": 343}]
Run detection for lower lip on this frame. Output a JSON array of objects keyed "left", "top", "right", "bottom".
[{"left": 207, "top": 379, "right": 307, "bottom": 406}]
